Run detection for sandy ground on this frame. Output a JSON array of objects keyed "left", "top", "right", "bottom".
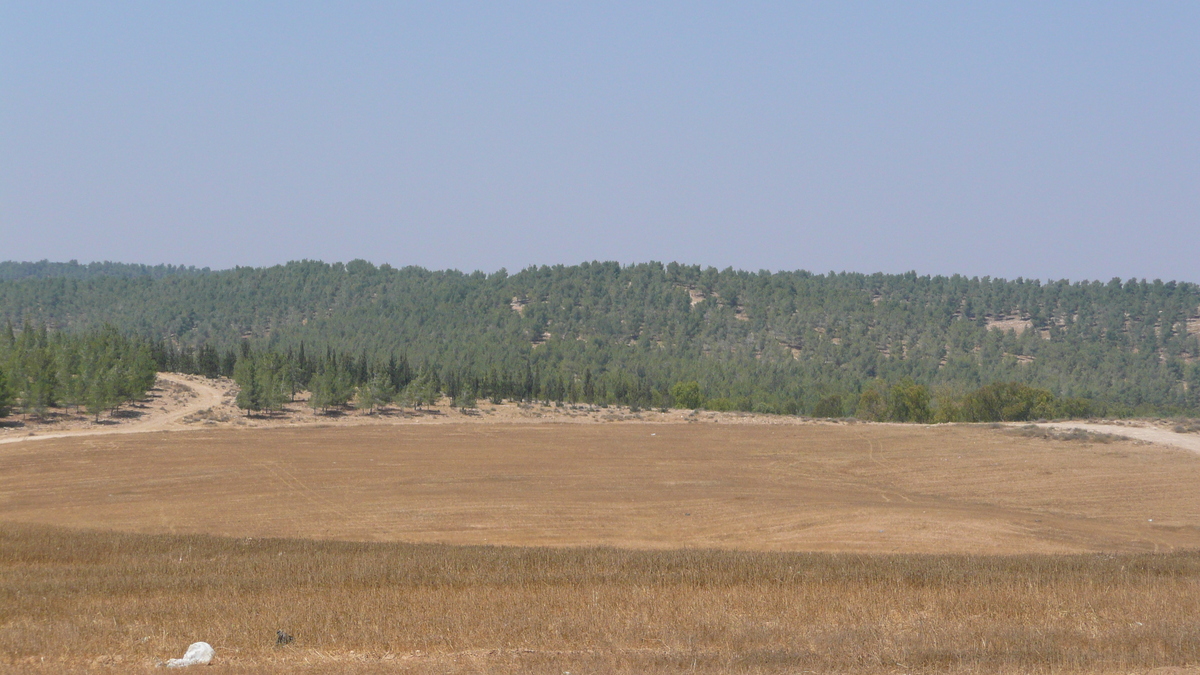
[
  {"left": 0, "top": 373, "right": 227, "bottom": 445},
  {"left": 1032, "top": 420, "right": 1200, "bottom": 454}
]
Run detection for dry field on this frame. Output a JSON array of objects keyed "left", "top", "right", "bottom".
[
  {"left": 3, "top": 419, "right": 1200, "bottom": 672},
  {"left": 2, "top": 423, "right": 1198, "bottom": 553},
  {"left": 3, "top": 524, "right": 1200, "bottom": 674}
]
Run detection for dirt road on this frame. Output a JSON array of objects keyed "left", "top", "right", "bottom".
[
  {"left": 0, "top": 373, "right": 227, "bottom": 446},
  {"left": 1032, "top": 421, "right": 1200, "bottom": 455}
]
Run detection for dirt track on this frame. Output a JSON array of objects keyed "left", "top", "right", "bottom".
[
  {"left": 0, "top": 373, "right": 227, "bottom": 446},
  {"left": 1035, "top": 421, "right": 1200, "bottom": 454}
]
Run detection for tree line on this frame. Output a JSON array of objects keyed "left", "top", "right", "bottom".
[
  {"left": 0, "top": 323, "right": 158, "bottom": 420},
  {"left": 0, "top": 322, "right": 1149, "bottom": 424},
  {"left": 210, "top": 342, "right": 1098, "bottom": 422},
  {"left": 1, "top": 260, "right": 1198, "bottom": 417}
]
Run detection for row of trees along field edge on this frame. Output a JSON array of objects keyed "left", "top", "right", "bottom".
[{"left": 0, "top": 321, "right": 1113, "bottom": 423}]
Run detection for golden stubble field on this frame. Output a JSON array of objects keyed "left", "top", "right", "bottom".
[
  {"left": 2, "top": 423, "right": 1198, "bottom": 553},
  {"left": 2, "top": 422, "right": 1200, "bottom": 673}
]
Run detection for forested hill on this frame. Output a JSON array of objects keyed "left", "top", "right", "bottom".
[
  {"left": 0, "top": 260, "right": 208, "bottom": 282},
  {"left": 1, "top": 260, "right": 1199, "bottom": 416}
]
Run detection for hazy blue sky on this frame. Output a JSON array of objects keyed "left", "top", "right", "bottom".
[{"left": 3, "top": 3, "right": 1197, "bottom": 281}]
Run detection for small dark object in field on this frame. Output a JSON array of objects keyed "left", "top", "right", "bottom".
[{"left": 276, "top": 630, "right": 294, "bottom": 646}]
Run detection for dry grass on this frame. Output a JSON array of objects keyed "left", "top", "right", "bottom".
[
  {"left": 1172, "top": 419, "right": 1200, "bottom": 435},
  {"left": 4, "top": 423, "right": 1200, "bottom": 672},
  {"left": 1006, "top": 424, "right": 1134, "bottom": 444},
  {"left": 3, "top": 423, "right": 1200, "bottom": 554},
  {"left": 2, "top": 523, "right": 1199, "bottom": 673}
]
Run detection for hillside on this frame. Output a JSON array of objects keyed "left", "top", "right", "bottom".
[{"left": 1, "top": 260, "right": 1198, "bottom": 415}]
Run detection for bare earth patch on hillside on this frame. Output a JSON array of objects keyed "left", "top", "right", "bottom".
[{"left": 985, "top": 315, "right": 1033, "bottom": 334}]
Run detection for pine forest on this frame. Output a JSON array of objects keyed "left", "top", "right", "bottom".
[{"left": 0, "top": 260, "right": 1198, "bottom": 421}]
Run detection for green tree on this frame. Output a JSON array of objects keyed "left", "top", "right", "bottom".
[
  {"left": 55, "top": 342, "right": 83, "bottom": 412},
  {"left": 452, "top": 390, "right": 477, "bottom": 410},
  {"left": 309, "top": 366, "right": 353, "bottom": 413},
  {"left": 582, "top": 368, "right": 595, "bottom": 404},
  {"left": 79, "top": 332, "right": 125, "bottom": 420},
  {"left": 403, "top": 373, "right": 440, "bottom": 409},
  {"left": 254, "top": 353, "right": 289, "bottom": 413},
  {"left": 812, "top": 394, "right": 844, "bottom": 418},
  {"left": 355, "top": 372, "right": 394, "bottom": 413},
  {"left": 83, "top": 368, "right": 119, "bottom": 421},
  {"left": 888, "top": 380, "right": 932, "bottom": 423},
  {"left": 197, "top": 344, "right": 221, "bottom": 379},
  {"left": 308, "top": 369, "right": 332, "bottom": 413},
  {"left": 125, "top": 346, "right": 159, "bottom": 403},
  {"left": 669, "top": 381, "right": 704, "bottom": 409},
  {"left": 233, "top": 358, "right": 261, "bottom": 413},
  {"left": 0, "top": 366, "right": 11, "bottom": 417},
  {"left": 856, "top": 388, "right": 887, "bottom": 421},
  {"left": 959, "top": 382, "right": 1055, "bottom": 422}
]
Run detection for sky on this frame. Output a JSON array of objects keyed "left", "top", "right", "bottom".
[{"left": 2, "top": 2, "right": 1197, "bottom": 282}]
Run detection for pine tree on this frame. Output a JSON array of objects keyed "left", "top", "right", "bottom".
[
  {"left": 83, "top": 365, "right": 119, "bottom": 421},
  {"left": 233, "top": 358, "right": 261, "bottom": 413},
  {"left": 220, "top": 349, "right": 238, "bottom": 377},
  {"left": 254, "top": 353, "right": 288, "bottom": 413},
  {"left": 355, "top": 372, "right": 394, "bottom": 413},
  {"left": 308, "top": 368, "right": 332, "bottom": 413},
  {"left": 0, "top": 366, "right": 11, "bottom": 417},
  {"left": 197, "top": 344, "right": 220, "bottom": 378},
  {"left": 582, "top": 368, "right": 594, "bottom": 403}
]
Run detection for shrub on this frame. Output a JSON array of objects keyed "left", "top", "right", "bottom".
[
  {"left": 812, "top": 394, "right": 844, "bottom": 418},
  {"left": 668, "top": 381, "right": 704, "bottom": 410}
]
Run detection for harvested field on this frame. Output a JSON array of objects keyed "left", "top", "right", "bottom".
[
  {"left": 1, "top": 423, "right": 1198, "bottom": 553},
  {"left": 3, "top": 422, "right": 1200, "bottom": 672},
  {"left": 3, "top": 523, "right": 1200, "bottom": 673}
]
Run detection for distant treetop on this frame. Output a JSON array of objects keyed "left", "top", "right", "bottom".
[{"left": 0, "top": 260, "right": 211, "bottom": 282}]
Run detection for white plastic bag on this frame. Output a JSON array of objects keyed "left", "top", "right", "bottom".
[{"left": 165, "top": 641, "right": 214, "bottom": 667}]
